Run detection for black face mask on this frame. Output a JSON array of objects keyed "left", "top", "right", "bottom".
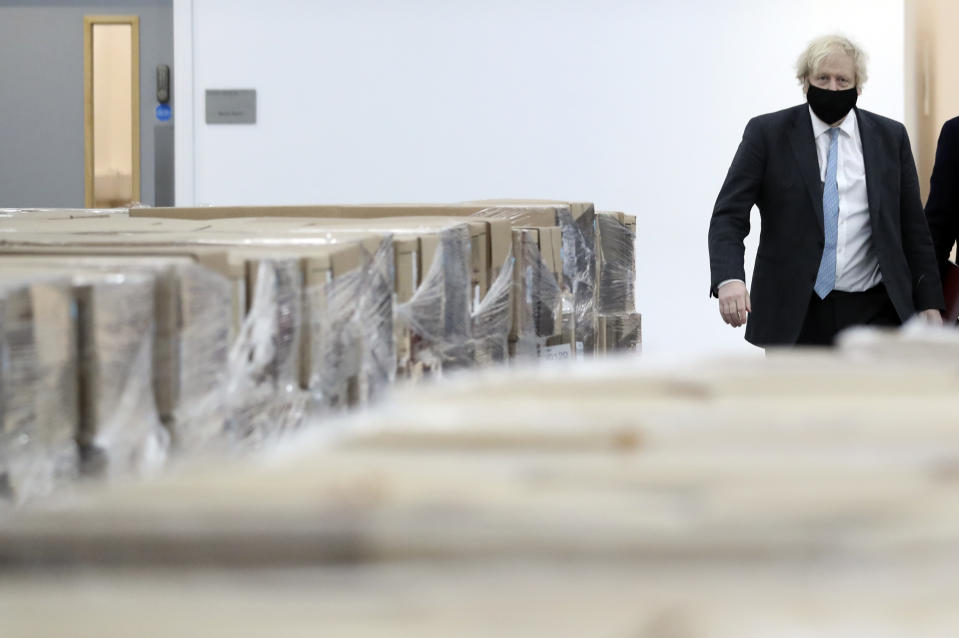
[{"left": 806, "top": 84, "right": 858, "bottom": 124}]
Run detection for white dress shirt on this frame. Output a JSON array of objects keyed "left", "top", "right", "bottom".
[
  {"left": 809, "top": 106, "right": 881, "bottom": 292},
  {"left": 718, "top": 107, "right": 881, "bottom": 294}
]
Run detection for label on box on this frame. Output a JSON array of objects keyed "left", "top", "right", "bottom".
[
  {"left": 575, "top": 341, "right": 584, "bottom": 359},
  {"left": 540, "top": 344, "right": 572, "bottom": 361}
]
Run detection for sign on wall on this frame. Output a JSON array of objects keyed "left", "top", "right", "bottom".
[{"left": 205, "top": 89, "right": 256, "bottom": 124}]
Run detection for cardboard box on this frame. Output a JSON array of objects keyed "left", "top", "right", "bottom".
[
  {"left": 458, "top": 198, "right": 594, "bottom": 223},
  {"left": 623, "top": 214, "right": 637, "bottom": 313},
  {"left": 510, "top": 227, "right": 564, "bottom": 349},
  {"left": 0, "top": 228, "right": 395, "bottom": 414},
  {"left": 0, "top": 208, "right": 130, "bottom": 220},
  {"left": 0, "top": 256, "right": 232, "bottom": 441},
  {"left": 466, "top": 202, "right": 597, "bottom": 355},
  {"left": 596, "top": 212, "right": 637, "bottom": 314},
  {"left": 0, "top": 216, "right": 211, "bottom": 234},
  {"left": 183, "top": 211, "right": 553, "bottom": 368},
  {"left": 597, "top": 312, "right": 642, "bottom": 354},
  {"left": 208, "top": 218, "right": 471, "bottom": 377},
  {"left": 133, "top": 204, "right": 549, "bottom": 300},
  {"left": 132, "top": 204, "right": 578, "bottom": 359},
  {"left": 0, "top": 233, "right": 247, "bottom": 339},
  {"left": 203, "top": 217, "right": 455, "bottom": 305},
  {"left": 68, "top": 270, "right": 166, "bottom": 476},
  {"left": 0, "top": 274, "right": 79, "bottom": 502},
  {"left": 201, "top": 215, "right": 496, "bottom": 305},
  {"left": 132, "top": 204, "right": 502, "bottom": 221},
  {"left": 235, "top": 217, "right": 500, "bottom": 374},
  {"left": 228, "top": 240, "right": 390, "bottom": 408},
  {"left": 198, "top": 232, "right": 393, "bottom": 407}
]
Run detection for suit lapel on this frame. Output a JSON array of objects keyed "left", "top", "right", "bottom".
[
  {"left": 855, "top": 107, "right": 883, "bottom": 223},
  {"left": 787, "top": 105, "right": 824, "bottom": 235}
]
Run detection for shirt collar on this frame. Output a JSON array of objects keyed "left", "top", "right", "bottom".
[{"left": 808, "top": 104, "right": 857, "bottom": 139}]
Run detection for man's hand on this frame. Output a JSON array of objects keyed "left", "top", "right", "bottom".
[
  {"left": 718, "top": 281, "right": 751, "bottom": 327},
  {"left": 918, "top": 308, "right": 944, "bottom": 325}
]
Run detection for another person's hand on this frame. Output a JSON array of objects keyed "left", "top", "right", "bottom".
[
  {"left": 918, "top": 308, "right": 944, "bottom": 325},
  {"left": 718, "top": 281, "right": 751, "bottom": 327}
]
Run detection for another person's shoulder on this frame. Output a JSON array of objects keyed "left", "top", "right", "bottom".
[{"left": 940, "top": 115, "right": 959, "bottom": 139}]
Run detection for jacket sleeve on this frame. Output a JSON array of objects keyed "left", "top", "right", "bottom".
[
  {"left": 924, "top": 119, "right": 959, "bottom": 269},
  {"left": 708, "top": 118, "right": 765, "bottom": 297},
  {"left": 899, "top": 123, "right": 945, "bottom": 311}
]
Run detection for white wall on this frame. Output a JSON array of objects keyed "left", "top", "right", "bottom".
[{"left": 174, "top": 0, "right": 905, "bottom": 356}]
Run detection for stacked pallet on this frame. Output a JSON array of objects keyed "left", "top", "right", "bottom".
[
  {"left": 0, "top": 331, "right": 958, "bottom": 635},
  {"left": 133, "top": 201, "right": 603, "bottom": 359},
  {"left": 0, "top": 201, "right": 640, "bottom": 502},
  {"left": 596, "top": 211, "right": 642, "bottom": 352}
]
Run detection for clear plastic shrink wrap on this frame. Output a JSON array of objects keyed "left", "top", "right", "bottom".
[
  {"left": 163, "top": 262, "right": 233, "bottom": 451},
  {"left": 573, "top": 204, "right": 598, "bottom": 324},
  {"left": 0, "top": 247, "right": 238, "bottom": 455},
  {"left": 1, "top": 267, "right": 168, "bottom": 484},
  {"left": 470, "top": 255, "right": 515, "bottom": 365},
  {"left": 509, "top": 229, "right": 564, "bottom": 359},
  {"left": 0, "top": 228, "right": 396, "bottom": 453},
  {"left": 0, "top": 256, "right": 234, "bottom": 453},
  {"left": 199, "top": 215, "right": 506, "bottom": 377},
  {"left": 470, "top": 206, "right": 596, "bottom": 356},
  {"left": 305, "top": 258, "right": 364, "bottom": 410},
  {"left": 230, "top": 218, "right": 492, "bottom": 380},
  {"left": 222, "top": 258, "right": 306, "bottom": 449},
  {"left": 269, "top": 218, "right": 482, "bottom": 378},
  {"left": 598, "top": 312, "right": 643, "bottom": 354},
  {"left": 595, "top": 212, "right": 641, "bottom": 354},
  {"left": 0, "top": 227, "right": 308, "bottom": 451},
  {"left": 305, "top": 237, "right": 395, "bottom": 410},
  {"left": 596, "top": 212, "right": 636, "bottom": 314},
  {"left": 354, "top": 238, "right": 396, "bottom": 403},
  {"left": 562, "top": 205, "right": 598, "bottom": 355},
  {"left": 71, "top": 271, "right": 168, "bottom": 478},
  {"left": 218, "top": 236, "right": 394, "bottom": 445},
  {"left": 125, "top": 200, "right": 596, "bottom": 355},
  {"left": 125, "top": 206, "right": 578, "bottom": 363},
  {"left": 395, "top": 225, "right": 474, "bottom": 376},
  {"left": 297, "top": 215, "right": 528, "bottom": 367},
  {"left": 191, "top": 232, "right": 393, "bottom": 411},
  {"left": 0, "top": 275, "right": 79, "bottom": 504}
]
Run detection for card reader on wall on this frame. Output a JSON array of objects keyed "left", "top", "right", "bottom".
[{"left": 156, "top": 64, "right": 170, "bottom": 103}]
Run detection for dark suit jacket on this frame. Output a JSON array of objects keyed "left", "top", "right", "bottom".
[
  {"left": 708, "top": 104, "right": 943, "bottom": 346},
  {"left": 925, "top": 116, "right": 959, "bottom": 271}
]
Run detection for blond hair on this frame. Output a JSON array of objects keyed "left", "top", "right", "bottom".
[{"left": 795, "top": 34, "right": 868, "bottom": 90}]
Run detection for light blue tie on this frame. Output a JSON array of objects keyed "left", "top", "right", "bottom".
[{"left": 814, "top": 127, "right": 840, "bottom": 299}]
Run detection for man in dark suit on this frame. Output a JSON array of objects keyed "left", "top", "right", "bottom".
[
  {"left": 709, "top": 34, "right": 943, "bottom": 347},
  {"left": 925, "top": 117, "right": 959, "bottom": 270}
]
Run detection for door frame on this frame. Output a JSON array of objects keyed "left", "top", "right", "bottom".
[{"left": 83, "top": 14, "right": 141, "bottom": 208}]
